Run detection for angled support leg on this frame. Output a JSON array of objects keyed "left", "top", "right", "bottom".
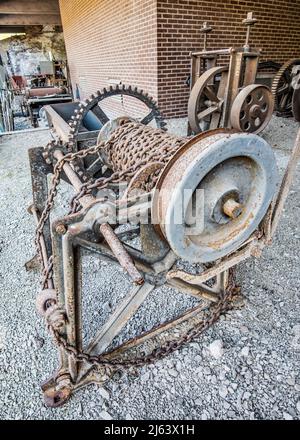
[{"left": 87, "top": 282, "right": 155, "bottom": 355}]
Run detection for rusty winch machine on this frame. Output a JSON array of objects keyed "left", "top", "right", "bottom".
[
  {"left": 188, "top": 13, "right": 275, "bottom": 135},
  {"left": 28, "top": 83, "right": 300, "bottom": 407}
]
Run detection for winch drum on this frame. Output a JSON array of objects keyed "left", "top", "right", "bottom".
[{"left": 153, "top": 132, "right": 279, "bottom": 263}]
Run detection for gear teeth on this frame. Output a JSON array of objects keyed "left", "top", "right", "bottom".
[
  {"left": 271, "top": 58, "right": 300, "bottom": 112},
  {"left": 64, "top": 84, "right": 166, "bottom": 155}
]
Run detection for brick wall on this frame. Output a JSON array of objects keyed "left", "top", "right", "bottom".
[
  {"left": 59, "top": 0, "right": 300, "bottom": 118},
  {"left": 157, "top": 0, "right": 300, "bottom": 117},
  {"left": 59, "top": 0, "right": 158, "bottom": 102}
]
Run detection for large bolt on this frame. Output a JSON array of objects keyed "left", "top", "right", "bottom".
[
  {"left": 55, "top": 223, "right": 67, "bottom": 235},
  {"left": 223, "top": 198, "right": 243, "bottom": 219}
]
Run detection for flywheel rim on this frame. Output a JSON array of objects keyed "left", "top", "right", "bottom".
[
  {"left": 230, "top": 84, "right": 274, "bottom": 134},
  {"left": 188, "top": 66, "right": 228, "bottom": 134},
  {"left": 154, "top": 132, "right": 279, "bottom": 263}
]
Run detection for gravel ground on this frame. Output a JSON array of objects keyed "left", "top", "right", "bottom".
[{"left": 0, "top": 116, "right": 300, "bottom": 420}]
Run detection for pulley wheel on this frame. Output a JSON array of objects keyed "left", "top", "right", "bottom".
[
  {"left": 153, "top": 130, "right": 278, "bottom": 263},
  {"left": 188, "top": 66, "right": 228, "bottom": 133},
  {"left": 230, "top": 85, "right": 274, "bottom": 134}
]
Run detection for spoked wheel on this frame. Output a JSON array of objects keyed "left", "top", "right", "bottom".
[
  {"left": 271, "top": 58, "right": 300, "bottom": 116},
  {"left": 188, "top": 66, "right": 228, "bottom": 134},
  {"left": 68, "top": 85, "right": 166, "bottom": 179},
  {"left": 230, "top": 84, "right": 274, "bottom": 134}
]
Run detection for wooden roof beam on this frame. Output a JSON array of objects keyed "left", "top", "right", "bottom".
[
  {"left": 0, "top": 0, "right": 60, "bottom": 15},
  {"left": 0, "top": 14, "right": 61, "bottom": 26}
]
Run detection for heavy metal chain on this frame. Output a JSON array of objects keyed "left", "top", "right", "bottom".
[
  {"left": 48, "top": 270, "right": 238, "bottom": 371},
  {"left": 36, "top": 121, "right": 238, "bottom": 372},
  {"left": 69, "top": 122, "right": 186, "bottom": 213}
]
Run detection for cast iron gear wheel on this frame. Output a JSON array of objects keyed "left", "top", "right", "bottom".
[
  {"left": 67, "top": 84, "right": 167, "bottom": 153},
  {"left": 271, "top": 58, "right": 300, "bottom": 116}
]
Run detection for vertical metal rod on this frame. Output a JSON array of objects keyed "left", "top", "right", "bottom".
[
  {"left": 271, "top": 128, "right": 300, "bottom": 237},
  {"left": 51, "top": 228, "right": 70, "bottom": 375},
  {"left": 62, "top": 233, "right": 78, "bottom": 381}
]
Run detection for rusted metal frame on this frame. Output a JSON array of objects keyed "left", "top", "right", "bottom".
[
  {"left": 221, "top": 50, "right": 243, "bottom": 127},
  {"left": 243, "top": 54, "right": 260, "bottom": 87},
  {"left": 74, "top": 237, "right": 169, "bottom": 280},
  {"left": 191, "top": 48, "right": 233, "bottom": 57},
  {"left": 76, "top": 234, "right": 219, "bottom": 303},
  {"left": 215, "top": 270, "right": 229, "bottom": 300},
  {"left": 43, "top": 105, "right": 71, "bottom": 143},
  {"left": 166, "top": 278, "right": 219, "bottom": 303},
  {"left": 28, "top": 147, "right": 53, "bottom": 256},
  {"left": 61, "top": 232, "right": 82, "bottom": 382},
  {"left": 116, "top": 225, "right": 140, "bottom": 242},
  {"left": 101, "top": 301, "right": 211, "bottom": 363},
  {"left": 140, "top": 224, "right": 170, "bottom": 264},
  {"left": 87, "top": 282, "right": 155, "bottom": 356},
  {"left": 77, "top": 130, "right": 100, "bottom": 143},
  {"left": 166, "top": 235, "right": 263, "bottom": 286},
  {"left": 271, "top": 128, "right": 300, "bottom": 237},
  {"left": 74, "top": 237, "right": 220, "bottom": 306},
  {"left": 51, "top": 228, "right": 71, "bottom": 382},
  {"left": 190, "top": 54, "right": 201, "bottom": 91}
]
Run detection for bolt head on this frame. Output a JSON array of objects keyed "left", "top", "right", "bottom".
[{"left": 56, "top": 224, "right": 67, "bottom": 235}]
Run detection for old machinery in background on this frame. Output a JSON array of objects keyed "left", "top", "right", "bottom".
[
  {"left": 188, "top": 13, "right": 274, "bottom": 135},
  {"left": 271, "top": 58, "right": 300, "bottom": 120},
  {"left": 27, "top": 83, "right": 300, "bottom": 407},
  {"left": 24, "top": 86, "right": 72, "bottom": 128}
]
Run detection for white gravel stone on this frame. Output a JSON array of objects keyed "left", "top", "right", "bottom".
[
  {"left": 240, "top": 347, "right": 250, "bottom": 357},
  {"left": 208, "top": 339, "right": 224, "bottom": 359},
  {"left": 283, "top": 412, "right": 293, "bottom": 420},
  {"left": 219, "top": 385, "right": 228, "bottom": 399},
  {"left": 99, "top": 387, "right": 110, "bottom": 400},
  {"left": 99, "top": 410, "right": 113, "bottom": 420}
]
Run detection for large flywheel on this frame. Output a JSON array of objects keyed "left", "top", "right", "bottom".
[{"left": 188, "top": 66, "right": 228, "bottom": 133}]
